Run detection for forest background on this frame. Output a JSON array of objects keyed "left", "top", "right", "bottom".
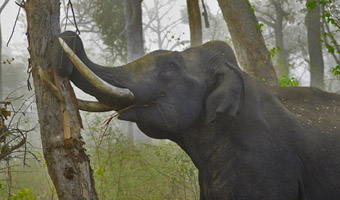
[{"left": 0, "top": 0, "right": 339, "bottom": 199}]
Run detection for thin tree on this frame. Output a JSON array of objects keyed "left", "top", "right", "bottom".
[
  {"left": 124, "top": 0, "right": 145, "bottom": 142},
  {"left": 143, "top": 0, "right": 184, "bottom": 50},
  {"left": 187, "top": 0, "right": 202, "bottom": 47},
  {"left": 125, "top": 0, "right": 144, "bottom": 62},
  {"left": 257, "top": 0, "right": 290, "bottom": 77},
  {"left": 217, "top": 0, "right": 279, "bottom": 86},
  {"left": 306, "top": 0, "right": 325, "bottom": 89},
  {"left": 23, "top": 0, "right": 97, "bottom": 199}
]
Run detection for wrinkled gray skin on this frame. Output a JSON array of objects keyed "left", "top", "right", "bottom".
[{"left": 53, "top": 31, "right": 340, "bottom": 200}]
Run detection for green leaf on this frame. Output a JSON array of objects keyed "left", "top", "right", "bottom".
[
  {"left": 276, "top": 46, "right": 281, "bottom": 52},
  {"left": 279, "top": 74, "right": 299, "bottom": 87},
  {"left": 250, "top": 4, "right": 256, "bottom": 13},
  {"left": 331, "top": 65, "right": 340, "bottom": 76},
  {"left": 325, "top": 43, "right": 335, "bottom": 54},
  {"left": 306, "top": 1, "right": 317, "bottom": 10},
  {"left": 257, "top": 23, "right": 264, "bottom": 31}
]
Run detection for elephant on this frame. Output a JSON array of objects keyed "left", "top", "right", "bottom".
[{"left": 46, "top": 31, "right": 340, "bottom": 199}]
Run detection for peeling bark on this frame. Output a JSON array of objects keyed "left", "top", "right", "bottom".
[{"left": 24, "top": 0, "right": 97, "bottom": 199}]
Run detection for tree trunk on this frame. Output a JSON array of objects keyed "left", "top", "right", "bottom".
[
  {"left": 217, "top": 0, "right": 279, "bottom": 86},
  {"left": 124, "top": 0, "right": 145, "bottom": 142},
  {"left": 273, "top": 0, "right": 289, "bottom": 77},
  {"left": 23, "top": 1, "right": 97, "bottom": 199},
  {"left": 125, "top": 0, "right": 144, "bottom": 62},
  {"left": 305, "top": 0, "right": 324, "bottom": 89},
  {"left": 187, "top": 0, "right": 202, "bottom": 47}
]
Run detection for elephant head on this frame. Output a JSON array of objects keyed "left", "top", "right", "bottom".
[{"left": 51, "top": 31, "right": 245, "bottom": 140}]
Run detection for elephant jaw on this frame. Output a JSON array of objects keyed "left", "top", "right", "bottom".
[{"left": 58, "top": 37, "right": 136, "bottom": 108}]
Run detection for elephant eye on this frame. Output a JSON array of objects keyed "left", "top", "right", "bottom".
[
  {"left": 160, "top": 61, "right": 179, "bottom": 79},
  {"left": 168, "top": 61, "right": 179, "bottom": 71}
]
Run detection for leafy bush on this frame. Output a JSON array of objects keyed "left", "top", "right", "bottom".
[
  {"left": 10, "top": 188, "right": 35, "bottom": 200},
  {"left": 84, "top": 115, "right": 199, "bottom": 200}
]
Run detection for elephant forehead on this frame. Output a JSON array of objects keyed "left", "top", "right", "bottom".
[{"left": 129, "top": 59, "right": 156, "bottom": 78}]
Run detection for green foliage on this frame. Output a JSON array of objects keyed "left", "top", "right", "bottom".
[
  {"left": 279, "top": 74, "right": 299, "bottom": 87},
  {"left": 92, "top": 0, "right": 127, "bottom": 63},
  {"left": 10, "top": 188, "right": 35, "bottom": 200},
  {"left": 307, "top": 0, "right": 340, "bottom": 77},
  {"left": 84, "top": 115, "right": 199, "bottom": 200},
  {"left": 306, "top": 0, "right": 317, "bottom": 10},
  {"left": 269, "top": 46, "right": 281, "bottom": 58},
  {"left": 2, "top": 58, "right": 15, "bottom": 65},
  {"left": 331, "top": 65, "right": 340, "bottom": 76},
  {"left": 257, "top": 23, "right": 264, "bottom": 32},
  {"left": 250, "top": 4, "right": 256, "bottom": 13}
]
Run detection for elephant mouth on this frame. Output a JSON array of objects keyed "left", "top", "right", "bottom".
[{"left": 117, "top": 94, "right": 169, "bottom": 127}]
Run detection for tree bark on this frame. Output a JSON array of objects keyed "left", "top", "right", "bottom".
[
  {"left": 125, "top": 0, "right": 144, "bottom": 62},
  {"left": 23, "top": 1, "right": 97, "bottom": 199},
  {"left": 217, "top": 0, "right": 279, "bottom": 86},
  {"left": 187, "top": 0, "right": 202, "bottom": 47},
  {"left": 305, "top": 0, "right": 324, "bottom": 89}
]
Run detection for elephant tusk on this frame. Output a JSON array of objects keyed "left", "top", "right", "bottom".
[
  {"left": 58, "top": 37, "right": 135, "bottom": 102},
  {"left": 38, "top": 66, "right": 117, "bottom": 112},
  {"left": 76, "top": 100, "right": 116, "bottom": 112}
]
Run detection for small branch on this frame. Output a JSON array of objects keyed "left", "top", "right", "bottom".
[
  {"left": 257, "top": 16, "right": 275, "bottom": 28},
  {"left": 66, "top": 0, "right": 80, "bottom": 34},
  {"left": 0, "top": 0, "right": 10, "bottom": 13},
  {"left": 201, "top": 0, "right": 210, "bottom": 28},
  {"left": 6, "top": 1, "right": 22, "bottom": 47}
]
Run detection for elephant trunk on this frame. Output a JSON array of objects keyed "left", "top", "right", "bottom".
[{"left": 54, "top": 31, "right": 135, "bottom": 109}]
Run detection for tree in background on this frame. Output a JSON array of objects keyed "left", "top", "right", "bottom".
[
  {"left": 217, "top": 0, "right": 279, "bottom": 86},
  {"left": 203, "top": 9, "right": 230, "bottom": 42},
  {"left": 319, "top": 1, "right": 340, "bottom": 79},
  {"left": 186, "top": 0, "right": 202, "bottom": 47},
  {"left": 23, "top": 0, "right": 97, "bottom": 199},
  {"left": 181, "top": 4, "right": 230, "bottom": 43},
  {"left": 256, "top": 0, "right": 292, "bottom": 77},
  {"left": 125, "top": 0, "right": 144, "bottom": 62},
  {"left": 124, "top": 0, "right": 145, "bottom": 142},
  {"left": 306, "top": 0, "right": 325, "bottom": 89},
  {"left": 92, "top": 0, "right": 127, "bottom": 63},
  {"left": 143, "top": 0, "right": 185, "bottom": 50}
]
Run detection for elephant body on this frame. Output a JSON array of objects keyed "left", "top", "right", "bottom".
[
  {"left": 181, "top": 77, "right": 340, "bottom": 199},
  {"left": 52, "top": 31, "right": 340, "bottom": 199}
]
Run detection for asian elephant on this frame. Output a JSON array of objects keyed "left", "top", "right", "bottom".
[{"left": 47, "top": 31, "right": 340, "bottom": 199}]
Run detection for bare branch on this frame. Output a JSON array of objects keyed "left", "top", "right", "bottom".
[{"left": 0, "top": 0, "right": 10, "bottom": 13}]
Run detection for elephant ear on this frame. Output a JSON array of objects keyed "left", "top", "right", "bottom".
[{"left": 205, "top": 61, "right": 245, "bottom": 125}]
